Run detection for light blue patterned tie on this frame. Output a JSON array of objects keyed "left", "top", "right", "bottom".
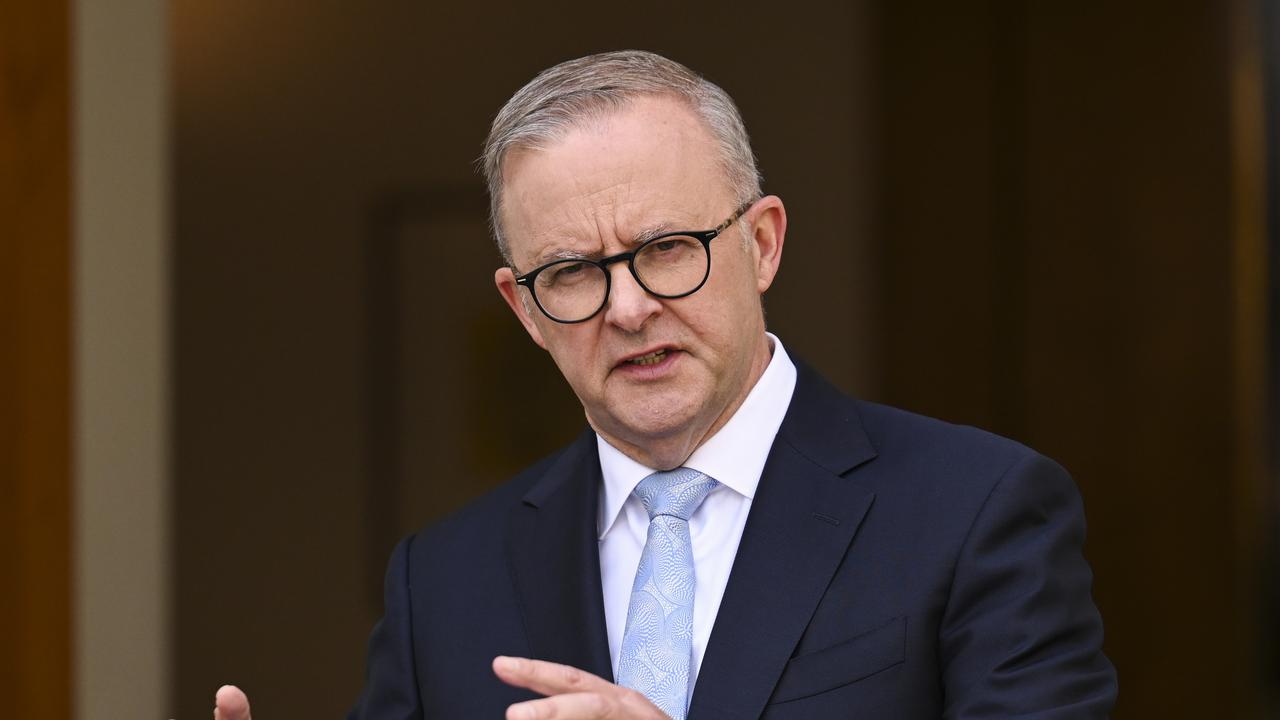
[{"left": 617, "top": 467, "right": 719, "bottom": 720}]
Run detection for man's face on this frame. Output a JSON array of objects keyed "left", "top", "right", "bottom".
[{"left": 494, "top": 95, "right": 785, "bottom": 468}]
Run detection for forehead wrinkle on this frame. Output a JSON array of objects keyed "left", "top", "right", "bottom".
[
  {"left": 518, "top": 186, "right": 715, "bottom": 268},
  {"left": 518, "top": 187, "right": 613, "bottom": 267},
  {"left": 509, "top": 105, "right": 722, "bottom": 266},
  {"left": 532, "top": 218, "right": 676, "bottom": 267}
]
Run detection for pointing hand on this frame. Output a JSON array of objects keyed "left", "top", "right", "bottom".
[{"left": 493, "top": 656, "right": 670, "bottom": 720}]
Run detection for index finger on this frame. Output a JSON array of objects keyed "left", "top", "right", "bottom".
[
  {"left": 213, "top": 685, "right": 252, "bottom": 720},
  {"left": 492, "top": 656, "right": 614, "bottom": 697}
]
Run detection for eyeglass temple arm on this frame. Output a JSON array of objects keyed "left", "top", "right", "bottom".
[{"left": 713, "top": 198, "right": 759, "bottom": 235}]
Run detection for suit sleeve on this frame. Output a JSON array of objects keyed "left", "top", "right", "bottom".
[
  {"left": 348, "top": 535, "right": 424, "bottom": 720},
  {"left": 939, "top": 451, "right": 1118, "bottom": 719}
]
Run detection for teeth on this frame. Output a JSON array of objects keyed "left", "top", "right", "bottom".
[{"left": 627, "top": 349, "right": 667, "bottom": 366}]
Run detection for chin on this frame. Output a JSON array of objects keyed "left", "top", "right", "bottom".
[{"left": 608, "top": 401, "right": 700, "bottom": 443}]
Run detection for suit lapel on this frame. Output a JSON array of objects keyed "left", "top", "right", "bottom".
[
  {"left": 505, "top": 431, "right": 615, "bottom": 682},
  {"left": 689, "top": 363, "right": 878, "bottom": 719}
]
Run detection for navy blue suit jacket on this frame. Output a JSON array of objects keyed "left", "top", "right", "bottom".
[{"left": 350, "top": 362, "right": 1117, "bottom": 718}]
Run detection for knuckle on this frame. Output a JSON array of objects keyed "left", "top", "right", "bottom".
[
  {"left": 581, "top": 693, "right": 609, "bottom": 715},
  {"left": 558, "top": 664, "right": 584, "bottom": 687},
  {"left": 509, "top": 700, "right": 549, "bottom": 720}
]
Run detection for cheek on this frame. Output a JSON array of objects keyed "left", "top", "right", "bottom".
[
  {"left": 543, "top": 327, "right": 605, "bottom": 385},
  {"left": 711, "top": 244, "right": 757, "bottom": 292},
  {"left": 677, "top": 299, "right": 751, "bottom": 362},
  {"left": 705, "top": 261, "right": 762, "bottom": 323}
]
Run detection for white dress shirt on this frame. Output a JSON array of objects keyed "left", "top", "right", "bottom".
[{"left": 597, "top": 333, "right": 797, "bottom": 689}]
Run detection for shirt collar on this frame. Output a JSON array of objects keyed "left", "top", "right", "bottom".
[{"left": 596, "top": 333, "right": 798, "bottom": 539}]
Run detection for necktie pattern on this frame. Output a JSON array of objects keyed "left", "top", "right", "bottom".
[{"left": 617, "top": 467, "right": 719, "bottom": 720}]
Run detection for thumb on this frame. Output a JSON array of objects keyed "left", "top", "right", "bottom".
[{"left": 213, "top": 685, "right": 252, "bottom": 720}]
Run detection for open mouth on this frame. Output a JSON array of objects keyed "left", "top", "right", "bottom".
[{"left": 625, "top": 349, "right": 668, "bottom": 366}]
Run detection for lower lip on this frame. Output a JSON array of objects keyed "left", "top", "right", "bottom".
[{"left": 615, "top": 349, "right": 682, "bottom": 380}]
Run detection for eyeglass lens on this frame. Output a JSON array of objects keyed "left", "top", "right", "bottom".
[{"left": 533, "top": 235, "right": 707, "bottom": 321}]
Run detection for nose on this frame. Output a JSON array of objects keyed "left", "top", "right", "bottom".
[{"left": 603, "top": 263, "right": 662, "bottom": 332}]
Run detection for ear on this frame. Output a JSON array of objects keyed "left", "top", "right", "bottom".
[
  {"left": 747, "top": 195, "right": 786, "bottom": 294},
  {"left": 495, "top": 266, "right": 548, "bottom": 350}
]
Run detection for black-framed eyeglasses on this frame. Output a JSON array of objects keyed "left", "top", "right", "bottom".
[{"left": 513, "top": 200, "right": 756, "bottom": 324}]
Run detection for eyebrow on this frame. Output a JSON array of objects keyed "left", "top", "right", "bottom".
[
  {"left": 531, "top": 222, "right": 676, "bottom": 266},
  {"left": 632, "top": 222, "right": 674, "bottom": 245}
]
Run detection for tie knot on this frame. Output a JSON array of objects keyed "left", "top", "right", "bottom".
[{"left": 633, "top": 467, "right": 718, "bottom": 521}]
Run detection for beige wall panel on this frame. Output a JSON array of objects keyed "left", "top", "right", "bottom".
[{"left": 74, "top": 0, "right": 170, "bottom": 717}]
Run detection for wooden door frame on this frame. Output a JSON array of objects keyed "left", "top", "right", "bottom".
[{"left": 0, "top": 1, "right": 74, "bottom": 717}]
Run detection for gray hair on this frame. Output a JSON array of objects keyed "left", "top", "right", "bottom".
[{"left": 481, "top": 50, "right": 763, "bottom": 264}]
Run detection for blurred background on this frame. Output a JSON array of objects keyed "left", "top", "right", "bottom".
[{"left": 3, "top": 0, "right": 1278, "bottom": 718}]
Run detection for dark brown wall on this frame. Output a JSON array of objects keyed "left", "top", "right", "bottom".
[
  {"left": 0, "top": 1, "right": 73, "bottom": 716},
  {"left": 874, "top": 2, "right": 1269, "bottom": 717}
]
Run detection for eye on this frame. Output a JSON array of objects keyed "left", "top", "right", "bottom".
[
  {"left": 641, "top": 236, "right": 699, "bottom": 261},
  {"left": 545, "top": 260, "right": 591, "bottom": 285}
]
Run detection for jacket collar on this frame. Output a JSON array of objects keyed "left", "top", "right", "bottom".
[
  {"left": 506, "top": 429, "right": 615, "bottom": 680},
  {"left": 689, "top": 360, "right": 878, "bottom": 718}
]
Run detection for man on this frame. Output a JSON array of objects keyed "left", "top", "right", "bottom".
[{"left": 214, "top": 50, "right": 1116, "bottom": 719}]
